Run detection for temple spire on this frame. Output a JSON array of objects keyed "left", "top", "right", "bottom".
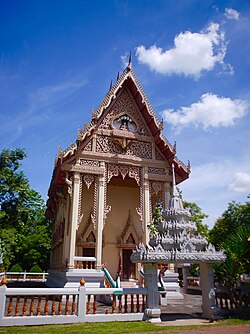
[{"left": 169, "top": 163, "right": 184, "bottom": 211}]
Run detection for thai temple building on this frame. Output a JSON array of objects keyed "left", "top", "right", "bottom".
[{"left": 46, "top": 59, "right": 191, "bottom": 288}]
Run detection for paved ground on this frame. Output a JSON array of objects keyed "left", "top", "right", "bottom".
[
  {"left": 159, "top": 289, "right": 250, "bottom": 333},
  {"left": 160, "top": 289, "right": 205, "bottom": 325}
]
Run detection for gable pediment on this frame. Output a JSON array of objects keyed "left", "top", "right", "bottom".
[
  {"left": 98, "top": 87, "right": 150, "bottom": 136},
  {"left": 47, "top": 65, "right": 190, "bottom": 205}
]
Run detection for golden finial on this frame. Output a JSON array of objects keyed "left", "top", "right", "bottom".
[
  {"left": 1, "top": 275, "right": 7, "bottom": 285},
  {"left": 159, "top": 118, "right": 164, "bottom": 131},
  {"left": 77, "top": 127, "right": 83, "bottom": 141},
  {"left": 109, "top": 80, "right": 113, "bottom": 91},
  {"left": 128, "top": 50, "right": 132, "bottom": 68},
  {"left": 117, "top": 70, "right": 120, "bottom": 80},
  {"left": 173, "top": 141, "right": 177, "bottom": 154},
  {"left": 58, "top": 144, "right": 63, "bottom": 158},
  {"left": 80, "top": 277, "right": 85, "bottom": 286}
]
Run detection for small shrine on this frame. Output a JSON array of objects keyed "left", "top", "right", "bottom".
[{"left": 131, "top": 163, "right": 226, "bottom": 321}]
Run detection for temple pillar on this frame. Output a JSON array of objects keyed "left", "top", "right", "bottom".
[
  {"left": 164, "top": 182, "right": 171, "bottom": 210},
  {"left": 68, "top": 172, "right": 81, "bottom": 269},
  {"left": 96, "top": 162, "right": 105, "bottom": 268},
  {"left": 200, "top": 263, "right": 220, "bottom": 319},
  {"left": 143, "top": 167, "right": 150, "bottom": 245},
  {"left": 143, "top": 263, "right": 161, "bottom": 322}
]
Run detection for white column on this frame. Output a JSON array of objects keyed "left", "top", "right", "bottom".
[
  {"left": 143, "top": 167, "right": 150, "bottom": 245},
  {"left": 200, "top": 263, "right": 221, "bottom": 319},
  {"left": 96, "top": 162, "right": 105, "bottom": 268},
  {"left": 143, "top": 263, "right": 161, "bottom": 322},
  {"left": 68, "top": 172, "right": 80, "bottom": 269},
  {"left": 164, "top": 182, "right": 171, "bottom": 210}
]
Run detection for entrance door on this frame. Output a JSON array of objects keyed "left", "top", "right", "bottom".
[{"left": 122, "top": 249, "right": 136, "bottom": 279}]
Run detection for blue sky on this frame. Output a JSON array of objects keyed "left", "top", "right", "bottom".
[{"left": 1, "top": 0, "right": 249, "bottom": 227}]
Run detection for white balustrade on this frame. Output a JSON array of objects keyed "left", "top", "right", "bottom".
[{"left": 0, "top": 283, "right": 147, "bottom": 326}]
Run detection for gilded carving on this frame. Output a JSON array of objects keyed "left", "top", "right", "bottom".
[
  {"left": 96, "top": 135, "right": 152, "bottom": 159},
  {"left": 83, "top": 175, "right": 95, "bottom": 189},
  {"left": 99, "top": 88, "right": 149, "bottom": 135},
  {"left": 148, "top": 167, "right": 166, "bottom": 175},
  {"left": 83, "top": 140, "right": 92, "bottom": 151},
  {"left": 65, "top": 172, "right": 72, "bottom": 198},
  {"left": 151, "top": 181, "right": 163, "bottom": 195},
  {"left": 107, "top": 164, "right": 141, "bottom": 186},
  {"left": 79, "top": 159, "right": 99, "bottom": 167},
  {"left": 155, "top": 149, "right": 164, "bottom": 161}
]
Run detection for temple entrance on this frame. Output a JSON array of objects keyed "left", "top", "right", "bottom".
[{"left": 122, "top": 249, "right": 136, "bottom": 279}]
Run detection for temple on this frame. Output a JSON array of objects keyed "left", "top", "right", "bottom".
[{"left": 46, "top": 60, "right": 191, "bottom": 287}]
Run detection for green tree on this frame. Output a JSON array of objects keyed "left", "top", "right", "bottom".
[
  {"left": 183, "top": 200, "right": 209, "bottom": 238},
  {"left": 209, "top": 196, "right": 250, "bottom": 247},
  {"left": 210, "top": 195, "right": 250, "bottom": 289},
  {"left": 213, "top": 225, "right": 250, "bottom": 288},
  {"left": 0, "top": 148, "right": 51, "bottom": 270}
]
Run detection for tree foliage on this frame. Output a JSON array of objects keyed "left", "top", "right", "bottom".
[
  {"left": 183, "top": 200, "right": 209, "bottom": 237},
  {"left": 209, "top": 196, "right": 250, "bottom": 247},
  {"left": 213, "top": 225, "right": 250, "bottom": 288},
  {"left": 0, "top": 148, "right": 51, "bottom": 271},
  {"left": 210, "top": 196, "right": 250, "bottom": 288}
]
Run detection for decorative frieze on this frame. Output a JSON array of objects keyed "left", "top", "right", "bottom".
[
  {"left": 148, "top": 167, "right": 166, "bottom": 175},
  {"left": 96, "top": 135, "right": 152, "bottom": 159},
  {"left": 83, "top": 140, "right": 92, "bottom": 151},
  {"left": 79, "top": 159, "right": 99, "bottom": 167},
  {"left": 107, "top": 163, "right": 141, "bottom": 186}
]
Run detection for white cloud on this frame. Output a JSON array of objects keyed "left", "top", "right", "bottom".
[
  {"left": 121, "top": 52, "right": 129, "bottom": 68},
  {"left": 180, "top": 160, "right": 250, "bottom": 226},
  {"left": 225, "top": 8, "right": 240, "bottom": 20},
  {"left": 229, "top": 172, "right": 250, "bottom": 192},
  {"left": 163, "top": 93, "right": 248, "bottom": 130},
  {"left": 28, "top": 78, "right": 87, "bottom": 110},
  {"left": 135, "top": 23, "right": 229, "bottom": 78}
]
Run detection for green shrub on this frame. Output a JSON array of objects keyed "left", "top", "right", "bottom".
[
  {"left": 29, "top": 264, "right": 43, "bottom": 273},
  {"left": 9, "top": 263, "right": 23, "bottom": 272}
]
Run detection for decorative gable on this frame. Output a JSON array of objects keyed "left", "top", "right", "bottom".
[
  {"left": 77, "top": 208, "right": 96, "bottom": 247},
  {"left": 98, "top": 88, "right": 150, "bottom": 136},
  {"left": 117, "top": 210, "right": 140, "bottom": 249}
]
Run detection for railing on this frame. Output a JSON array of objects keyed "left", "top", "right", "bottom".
[
  {"left": 186, "top": 276, "right": 201, "bottom": 291},
  {"left": 74, "top": 256, "right": 96, "bottom": 269},
  {"left": 215, "top": 287, "right": 250, "bottom": 311},
  {"left": 0, "top": 283, "right": 147, "bottom": 326},
  {"left": 4, "top": 272, "right": 48, "bottom": 282}
]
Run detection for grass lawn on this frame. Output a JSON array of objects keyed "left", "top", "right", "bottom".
[{"left": 0, "top": 318, "right": 249, "bottom": 334}]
